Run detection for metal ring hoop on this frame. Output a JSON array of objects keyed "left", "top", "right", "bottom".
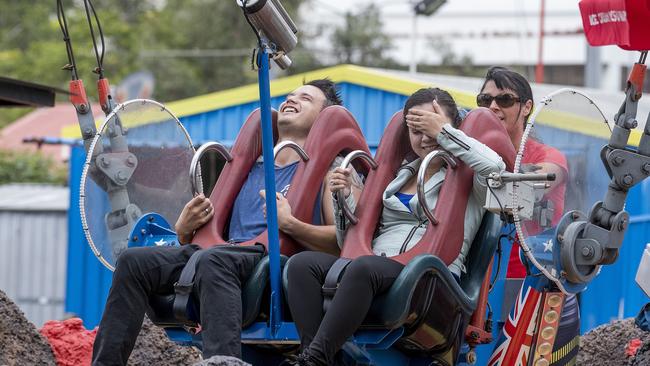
[
  {"left": 417, "top": 150, "right": 457, "bottom": 225},
  {"left": 189, "top": 142, "right": 233, "bottom": 196},
  {"left": 336, "top": 150, "right": 378, "bottom": 225},
  {"left": 80, "top": 98, "right": 194, "bottom": 271},
  {"left": 273, "top": 140, "right": 309, "bottom": 162}
]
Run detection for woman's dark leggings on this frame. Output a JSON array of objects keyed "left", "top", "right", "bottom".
[{"left": 286, "top": 251, "right": 404, "bottom": 365}]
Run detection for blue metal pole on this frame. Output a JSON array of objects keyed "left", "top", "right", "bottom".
[{"left": 257, "top": 46, "right": 282, "bottom": 336}]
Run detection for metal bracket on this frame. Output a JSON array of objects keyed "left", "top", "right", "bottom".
[{"left": 95, "top": 151, "right": 138, "bottom": 186}]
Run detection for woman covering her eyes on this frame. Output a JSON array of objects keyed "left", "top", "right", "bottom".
[{"left": 285, "top": 87, "right": 507, "bottom": 366}]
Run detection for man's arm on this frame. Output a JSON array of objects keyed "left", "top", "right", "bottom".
[
  {"left": 263, "top": 170, "right": 362, "bottom": 256},
  {"left": 175, "top": 194, "right": 214, "bottom": 244}
]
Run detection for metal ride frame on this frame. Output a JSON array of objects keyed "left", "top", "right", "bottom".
[
  {"left": 484, "top": 51, "right": 650, "bottom": 366},
  {"left": 61, "top": 0, "right": 650, "bottom": 363}
]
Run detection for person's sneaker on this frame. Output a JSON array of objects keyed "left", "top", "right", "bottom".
[{"left": 283, "top": 352, "right": 321, "bottom": 366}]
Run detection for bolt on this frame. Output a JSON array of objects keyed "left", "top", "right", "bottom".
[
  {"left": 571, "top": 212, "right": 580, "bottom": 220},
  {"left": 78, "top": 104, "right": 87, "bottom": 113},
  {"left": 643, "top": 163, "right": 650, "bottom": 175},
  {"left": 557, "top": 234, "right": 564, "bottom": 243},
  {"left": 147, "top": 216, "right": 154, "bottom": 222},
  {"left": 100, "top": 156, "right": 110, "bottom": 168},
  {"left": 581, "top": 246, "right": 594, "bottom": 258},
  {"left": 140, "top": 229, "right": 146, "bottom": 234},
  {"left": 132, "top": 236, "right": 138, "bottom": 242},
  {"left": 618, "top": 217, "right": 628, "bottom": 231},
  {"left": 612, "top": 155, "right": 625, "bottom": 166},
  {"left": 622, "top": 174, "right": 634, "bottom": 186},
  {"left": 116, "top": 171, "right": 127, "bottom": 183},
  {"left": 626, "top": 118, "right": 638, "bottom": 129},
  {"left": 126, "top": 155, "right": 136, "bottom": 168}
]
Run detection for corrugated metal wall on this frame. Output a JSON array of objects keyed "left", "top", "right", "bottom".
[
  {"left": 66, "top": 145, "right": 113, "bottom": 328},
  {"left": 66, "top": 82, "right": 650, "bottom": 333},
  {"left": 0, "top": 210, "right": 68, "bottom": 326}
]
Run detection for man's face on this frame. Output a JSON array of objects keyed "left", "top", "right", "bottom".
[
  {"left": 480, "top": 80, "right": 531, "bottom": 139},
  {"left": 277, "top": 85, "right": 327, "bottom": 135}
]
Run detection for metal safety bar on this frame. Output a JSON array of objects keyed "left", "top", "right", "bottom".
[
  {"left": 336, "top": 150, "right": 378, "bottom": 225},
  {"left": 189, "top": 142, "right": 233, "bottom": 196},
  {"left": 273, "top": 140, "right": 309, "bottom": 162},
  {"left": 417, "top": 150, "right": 457, "bottom": 225}
]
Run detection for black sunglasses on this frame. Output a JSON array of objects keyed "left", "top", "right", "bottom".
[{"left": 476, "top": 93, "right": 521, "bottom": 108}]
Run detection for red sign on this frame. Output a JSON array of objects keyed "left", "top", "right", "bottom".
[{"left": 579, "top": 0, "right": 650, "bottom": 51}]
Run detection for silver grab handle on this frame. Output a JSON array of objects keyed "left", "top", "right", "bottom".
[
  {"left": 417, "top": 150, "right": 457, "bottom": 225},
  {"left": 336, "top": 150, "right": 378, "bottom": 225},
  {"left": 273, "top": 140, "right": 309, "bottom": 162},
  {"left": 190, "top": 142, "right": 233, "bottom": 196}
]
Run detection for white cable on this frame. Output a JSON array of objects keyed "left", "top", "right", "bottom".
[{"left": 512, "top": 91, "right": 569, "bottom": 294}]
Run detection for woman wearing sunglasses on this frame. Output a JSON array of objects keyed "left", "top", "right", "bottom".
[
  {"left": 478, "top": 67, "right": 580, "bottom": 365},
  {"left": 477, "top": 66, "right": 567, "bottom": 236}
]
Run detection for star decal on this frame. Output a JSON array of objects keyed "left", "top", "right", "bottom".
[
  {"left": 543, "top": 239, "right": 554, "bottom": 253},
  {"left": 155, "top": 239, "right": 167, "bottom": 246}
]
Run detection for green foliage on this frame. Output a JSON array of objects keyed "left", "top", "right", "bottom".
[
  {"left": 0, "top": 0, "right": 308, "bottom": 103},
  {"left": 420, "top": 36, "right": 479, "bottom": 77},
  {"left": 0, "top": 108, "right": 33, "bottom": 131},
  {"left": 330, "top": 3, "right": 396, "bottom": 67},
  {"left": 0, "top": 149, "right": 67, "bottom": 185}
]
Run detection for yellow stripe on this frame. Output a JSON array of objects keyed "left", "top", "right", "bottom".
[
  {"left": 551, "top": 335, "right": 579, "bottom": 364},
  {"left": 60, "top": 64, "right": 643, "bottom": 146},
  {"left": 60, "top": 64, "right": 473, "bottom": 138}
]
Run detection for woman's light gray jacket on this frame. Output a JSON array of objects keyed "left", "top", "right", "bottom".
[{"left": 334, "top": 124, "right": 506, "bottom": 277}]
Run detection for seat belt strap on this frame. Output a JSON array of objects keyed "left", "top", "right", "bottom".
[
  {"left": 173, "top": 249, "right": 206, "bottom": 324},
  {"left": 321, "top": 258, "right": 352, "bottom": 313}
]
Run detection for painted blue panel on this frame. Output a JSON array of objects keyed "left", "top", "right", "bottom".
[{"left": 65, "top": 145, "right": 113, "bottom": 329}]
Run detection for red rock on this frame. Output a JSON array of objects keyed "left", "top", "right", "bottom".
[{"left": 40, "top": 318, "right": 97, "bottom": 366}]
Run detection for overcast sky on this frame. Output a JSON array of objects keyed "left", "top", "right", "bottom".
[{"left": 300, "top": 0, "right": 634, "bottom": 66}]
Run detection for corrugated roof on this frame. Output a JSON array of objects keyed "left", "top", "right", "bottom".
[{"left": 0, "top": 184, "right": 69, "bottom": 211}]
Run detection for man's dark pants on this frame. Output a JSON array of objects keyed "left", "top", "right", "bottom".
[{"left": 91, "top": 243, "right": 266, "bottom": 366}]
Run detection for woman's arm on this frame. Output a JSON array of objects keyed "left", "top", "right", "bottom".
[{"left": 436, "top": 124, "right": 506, "bottom": 177}]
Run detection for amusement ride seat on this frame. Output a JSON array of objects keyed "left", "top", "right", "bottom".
[
  {"left": 147, "top": 105, "right": 370, "bottom": 333},
  {"left": 283, "top": 107, "right": 516, "bottom": 364}
]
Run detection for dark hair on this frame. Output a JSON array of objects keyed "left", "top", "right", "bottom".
[
  {"left": 480, "top": 66, "right": 534, "bottom": 122},
  {"left": 403, "top": 87, "right": 461, "bottom": 127},
  {"left": 304, "top": 78, "right": 343, "bottom": 108}
]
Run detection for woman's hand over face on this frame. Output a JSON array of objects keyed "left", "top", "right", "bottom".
[{"left": 405, "top": 100, "right": 451, "bottom": 139}]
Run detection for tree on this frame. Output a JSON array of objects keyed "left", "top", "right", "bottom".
[
  {"left": 330, "top": 3, "right": 396, "bottom": 67},
  {"left": 0, "top": 150, "right": 67, "bottom": 185},
  {"left": 420, "top": 36, "right": 481, "bottom": 77},
  {"left": 0, "top": 0, "right": 310, "bottom": 105}
]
